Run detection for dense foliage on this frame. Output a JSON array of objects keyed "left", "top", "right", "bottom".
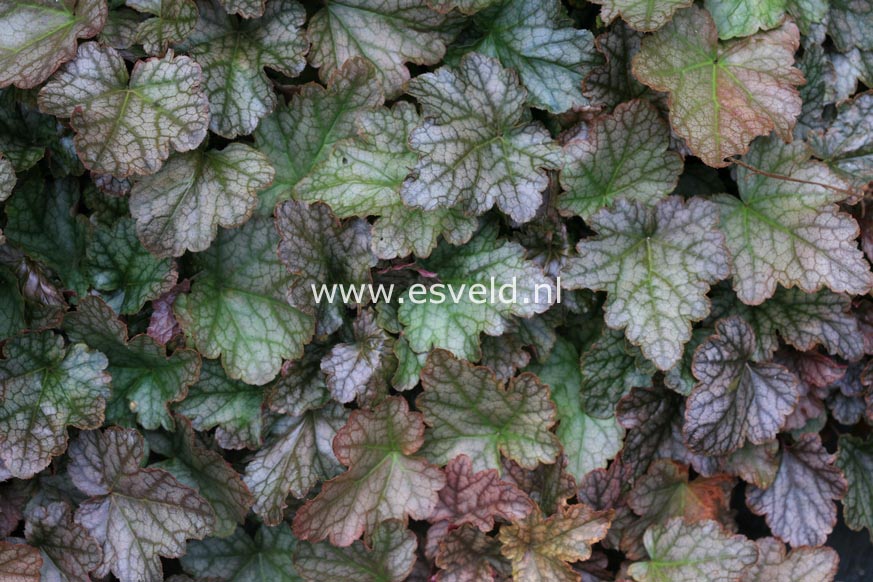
[{"left": 1, "top": 0, "right": 872, "bottom": 580}]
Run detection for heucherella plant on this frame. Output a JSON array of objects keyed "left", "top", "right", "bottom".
[{"left": 1, "top": 0, "right": 872, "bottom": 580}]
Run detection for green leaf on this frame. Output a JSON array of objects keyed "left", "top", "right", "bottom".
[
  {"left": 836, "top": 434, "right": 873, "bottom": 542},
  {"left": 254, "top": 58, "right": 382, "bottom": 213},
  {"left": 589, "top": 0, "right": 692, "bottom": 32},
  {"left": 38, "top": 42, "right": 209, "bottom": 177},
  {"left": 712, "top": 285, "right": 866, "bottom": 361},
  {"left": 583, "top": 23, "right": 647, "bottom": 109},
  {"left": 459, "top": 0, "right": 601, "bottom": 112},
  {"left": 562, "top": 197, "right": 730, "bottom": 370},
  {"left": 69, "top": 427, "right": 215, "bottom": 582},
  {"left": 828, "top": 0, "right": 873, "bottom": 51},
  {"left": 631, "top": 5, "right": 803, "bottom": 167},
  {"left": 745, "top": 537, "right": 838, "bottom": 582},
  {"left": 401, "top": 52, "right": 561, "bottom": 223},
  {"left": 295, "top": 520, "right": 417, "bottom": 582},
  {"left": 809, "top": 92, "right": 873, "bottom": 192},
  {"left": 498, "top": 504, "right": 612, "bottom": 582},
  {"left": 86, "top": 217, "right": 177, "bottom": 314},
  {"left": 715, "top": 137, "right": 873, "bottom": 304},
  {"left": 218, "top": 0, "right": 263, "bottom": 17},
  {"left": 0, "top": 0, "right": 107, "bottom": 89},
  {"left": 526, "top": 337, "right": 624, "bottom": 482},
  {"left": 127, "top": 0, "right": 197, "bottom": 55},
  {"left": 0, "top": 331, "right": 109, "bottom": 479},
  {"left": 130, "top": 144, "right": 274, "bottom": 257},
  {"left": 65, "top": 295, "right": 200, "bottom": 431},
  {"left": 244, "top": 403, "right": 348, "bottom": 525},
  {"left": 296, "top": 102, "right": 476, "bottom": 260},
  {"left": 684, "top": 317, "right": 799, "bottom": 456},
  {"left": 579, "top": 327, "right": 655, "bottom": 418},
  {"left": 0, "top": 88, "right": 58, "bottom": 172},
  {"left": 292, "top": 397, "right": 446, "bottom": 547},
  {"left": 180, "top": 0, "right": 307, "bottom": 138},
  {"left": 24, "top": 501, "right": 102, "bottom": 582},
  {"left": 557, "top": 99, "right": 682, "bottom": 220},
  {"left": 622, "top": 460, "right": 733, "bottom": 560},
  {"left": 148, "top": 415, "right": 253, "bottom": 538},
  {"left": 276, "top": 201, "right": 375, "bottom": 336},
  {"left": 704, "top": 0, "right": 786, "bottom": 39},
  {"left": 4, "top": 174, "right": 89, "bottom": 295},
  {"left": 418, "top": 349, "right": 560, "bottom": 471},
  {"left": 175, "top": 358, "right": 265, "bottom": 450},
  {"left": 175, "top": 216, "right": 314, "bottom": 385},
  {"left": 627, "top": 518, "right": 757, "bottom": 582},
  {"left": 308, "top": 0, "right": 455, "bottom": 97},
  {"left": 182, "top": 524, "right": 301, "bottom": 582},
  {"left": 398, "top": 222, "right": 555, "bottom": 360},
  {"left": 747, "top": 434, "right": 847, "bottom": 547}
]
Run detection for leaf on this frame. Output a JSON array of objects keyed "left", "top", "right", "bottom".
[
  {"left": 713, "top": 285, "right": 866, "bottom": 361},
  {"left": 589, "top": 0, "right": 692, "bottom": 32},
  {"left": 181, "top": 524, "right": 301, "bottom": 582},
  {"left": 714, "top": 137, "right": 872, "bottom": 304},
  {"left": 561, "top": 197, "right": 730, "bottom": 370},
  {"left": 130, "top": 144, "right": 273, "bottom": 258},
  {"left": 87, "top": 217, "right": 177, "bottom": 314},
  {"left": 704, "top": 0, "right": 786, "bottom": 39},
  {"left": 429, "top": 454, "right": 533, "bottom": 532},
  {"left": 308, "top": 0, "right": 455, "bottom": 97},
  {"left": 24, "top": 501, "right": 101, "bottom": 582},
  {"left": 746, "top": 434, "right": 847, "bottom": 547},
  {"left": 622, "top": 460, "right": 733, "bottom": 559},
  {"left": 836, "top": 434, "right": 873, "bottom": 542},
  {"left": 218, "top": 0, "right": 262, "bottom": 18},
  {"left": 147, "top": 280, "right": 188, "bottom": 345},
  {"left": 631, "top": 5, "right": 803, "bottom": 167},
  {"left": 180, "top": 0, "right": 307, "bottom": 138},
  {"left": 292, "top": 397, "right": 445, "bottom": 546},
  {"left": 254, "top": 58, "right": 382, "bottom": 213},
  {"left": 722, "top": 440, "right": 780, "bottom": 489},
  {"left": 295, "top": 520, "right": 417, "bottom": 582},
  {"left": 175, "top": 358, "right": 264, "bottom": 450},
  {"left": 0, "top": 331, "right": 109, "bottom": 478},
  {"left": 828, "top": 0, "right": 873, "bottom": 51},
  {"left": 38, "top": 42, "right": 208, "bottom": 177},
  {"left": 498, "top": 504, "right": 612, "bottom": 582},
  {"left": 64, "top": 295, "right": 200, "bottom": 431},
  {"left": 276, "top": 201, "right": 375, "bottom": 336},
  {"left": 244, "top": 402, "right": 348, "bottom": 525},
  {"left": 557, "top": 99, "right": 682, "bottom": 220},
  {"left": 295, "top": 102, "right": 476, "bottom": 260},
  {"left": 684, "top": 317, "right": 799, "bottom": 456},
  {"left": 69, "top": 427, "right": 215, "bottom": 582},
  {"left": 127, "top": 0, "right": 197, "bottom": 55},
  {"left": 4, "top": 174, "right": 89, "bottom": 295},
  {"left": 0, "top": 541, "right": 41, "bottom": 582},
  {"left": 148, "top": 415, "right": 253, "bottom": 538},
  {"left": 458, "top": 0, "right": 601, "bottom": 112},
  {"left": 401, "top": 52, "right": 561, "bottom": 223},
  {"left": 267, "top": 341, "right": 331, "bottom": 416},
  {"left": 626, "top": 518, "right": 757, "bottom": 582},
  {"left": 398, "top": 222, "right": 555, "bottom": 360},
  {"left": 434, "top": 524, "right": 510, "bottom": 582},
  {"left": 526, "top": 337, "right": 625, "bottom": 481},
  {"left": 418, "top": 349, "right": 560, "bottom": 471},
  {"left": 809, "top": 92, "right": 873, "bottom": 192},
  {"left": 0, "top": 0, "right": 107, "bottom": 89},
  {"left": 583, "top": 23, "right": 647, "bottom": 109},
  {"left": 175, "top": 216, "right": 314, "bottom": 385},
  {"left": 322, "top": 310, "right": 392, "bottom": 403},
  {"left": 579, "top": 327, "right": 655, "bottom": 419},
  {"left": 745, "top": 537, "right": 838, "bottom": 582}
]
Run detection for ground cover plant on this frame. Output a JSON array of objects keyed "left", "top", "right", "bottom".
[{"left": 1, "top": 0, "right": 872, "bottom": 580}]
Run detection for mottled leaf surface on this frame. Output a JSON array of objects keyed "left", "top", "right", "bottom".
[
  {"left": 181, "top": 524, "right": 299, "bottom": 581},
  {"left": 632, "top": 6, "right": 803, "bottom": 167},
  {"left": 590, "top": 0, "right": 691, "bottom": 32}
]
